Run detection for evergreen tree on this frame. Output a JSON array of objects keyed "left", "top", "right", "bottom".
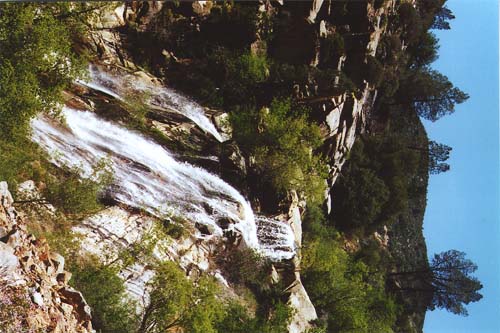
[
  {"left": 428, "top": 141, "right": 452, "bottom": 174},
  {"left": 391, "top": 250, "right": 483, "bottom": 316},
  {"left": 432, "top": 6, "right": 455, "bottom": 30},
  {"left": 399, "top": 68, "right": 469, "bottom": 121}
]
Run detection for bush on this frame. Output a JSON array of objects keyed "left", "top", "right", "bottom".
[
  {"left": 0, "top": 4, "right": 86, "bottom": 139},
  {"left": 139, "top": 261, "right": 223, "bottom": 333},
  {"left": 217, "top": 247, "right": 271, "bottom": 288},
  {"left": 231, "top": 98, "right": 328, "bottom": 205},
  {"left": 236, "top": 53, "right": 269, "bottom": 84},
  {"left": 302, "top": 223, "right": 397, "bottom": 333},
  {"left": 0, "top": 138, "right": 45, "bottom": 190},
  {"left": 70, "top": 259, "right": 139, "bottom": 333},
  {"left": 43, "top": 161, "right": 112, "bottom": 215},
  {"left": 216, "top": 300, "right": 292, "bottom": 333}
]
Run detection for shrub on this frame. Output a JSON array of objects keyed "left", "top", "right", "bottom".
[
  {"left": 0, "top": 4, "right": 86, "bottom": 139},
  {"left": 236, "top": 53, "right": 269, "bottom": 84},
  {"left": 43, "top": 161, "right": 112, "bottom": 215},
  {"left": 138, "top": 261, "right": 223, "bottom": 333},
  {"left": 216, "top": 300, "right": 292, "bottom": 333},
  {"left": 302, "top": 228, "right": 397, "bottom": 333},
  {"left": 69, "top": 258, "right": 139, "bottom": 333},
  {"left": 231, "top": 98, "right": 328, "bottom": 205},
  {"left": 217, "top": 247, "right": 271, "bottom": 288}
]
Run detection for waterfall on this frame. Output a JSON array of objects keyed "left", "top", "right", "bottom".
[
  {"left": 31, "top": 107, "right": 295, "bottom": 261},
  {"left": 77, "top": 65, "right": 224, "bottom": 142}
]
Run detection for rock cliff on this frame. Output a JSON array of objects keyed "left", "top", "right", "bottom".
[{"left": 0, "top": 182, "right": 92, "bottom": 333}]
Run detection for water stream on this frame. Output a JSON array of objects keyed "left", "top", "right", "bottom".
[
  {"left": 77, "top": 65, "right": 224, "bottom": 142},
  {"left": 32, "top": 107, "right": 295, "bottom": 261}
]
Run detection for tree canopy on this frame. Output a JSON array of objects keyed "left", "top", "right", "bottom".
[
  {"left": 0, "top": 3, "right": 88, "bottom": 139},
  {"left": 428, "top": 141, "right": 452, "bottom": 174},
  {"left": 428, "top": 250, "right": 483, "bottom": 315},
  {"left": 392, "top": 250, "right": 483, "bottom": 316},
  {"left": 431, "top": 6, "right": 455, "bottom": 30},
  {"left": 399, "top": 68, "right": 469, "bottom": 121}
]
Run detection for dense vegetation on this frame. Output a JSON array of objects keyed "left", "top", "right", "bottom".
[
  {"left": 301, "top": 206, "right": 398, "bottom": 333},
  {"left": 69, "top": 248, "right": 292, "bottom": 333},
  {"left": 0, "top": 1, "right": 484, "bottom": 333},
  {"left": 121, "top": 1, "right": 481, "bottom": 331}
]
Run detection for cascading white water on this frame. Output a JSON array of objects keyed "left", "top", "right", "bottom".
[
  {"left": 31, "top": 107, "right": 295, "bottom": 261},
  {"left": 78, "top": 65, "right": 224, "bottom": 142}
]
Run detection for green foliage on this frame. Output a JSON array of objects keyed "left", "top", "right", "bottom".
[
  {"left": 365, "top": 55, "right": 385, "bottom": 87},
  {"left": 408, "top": 32, "right": 440, "bottom": 68},
  {"left": 217, "top": 247, "right": 271, "bottom": 288},
  {"left": 333, "top": 161, "right": 390, "bottom": 234},
  {"left": 331, "top": 133, "right": 421, "bottom": 236},
  {"left": 124, "top": 91, "right": 151, "bottom": 123},
  {"left": 0, "top": 3, "right": 86, "bottom": 139},
  {"left": 428, "top": 140, "right": 452, "bottom": 174},
  {"left": 161, "top": 214, "right": 189, "bottom": 240},
  {"left": 216, "top": 300, "right": 291, "bottom": 333},
  {"left": 236, "top": 53, "right": 269, "bottom": 84},
  {"left": 43, "top": 161, "right": 112, "bottom": 215},
  {"left": 397, "top": 2, "right": 422, "bottom": 44},
  {"left": 232, "top": 98, "right": 328, "bottom": 204},
  {"left": 139, "top": 261, "right": 224, "bottom": 333},
  {"left": 201, "top": 3, "right": 259, "bottom": 50},
  {"left": 302, "top": 207, "right": 398, "bottom": 333},
  {"left": 391, "top": 250, "right": 483, "bottom": 316},
  {"left": 0, "top": 3, "right": 95, "bottom": 207},
  {"left": 431, "top": 5, "right": 455, "bottom": 30},
  {"left": 70, "top": 258, "right": 139, "bottom": 333},
  {"left": 427, "top": 250, "right": 483, "bottom": 315},
  {"left": 399, "top": 68, "right": 469, "bottom": 122},
  {"left": 320, "top": 33, "right": 345, "bottom": 68},
  {"left": 0, "top": 138, "right": 45, "bottom": 190}
]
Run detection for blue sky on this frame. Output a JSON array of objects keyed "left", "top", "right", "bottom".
[{"left": 422, "top": 0, "right": 499, "bottom": 332}]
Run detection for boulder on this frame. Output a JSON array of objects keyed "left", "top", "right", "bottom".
[
  {"left": 0, "top": 242, "right": 19, "bottom": 279},
  {"left": 288, "top": 279, "right": 318, "bottom": 333}
]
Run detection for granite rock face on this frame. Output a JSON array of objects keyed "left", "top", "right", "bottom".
[{"left": 0, "top": 182, "right": 92, "bottom": 333}]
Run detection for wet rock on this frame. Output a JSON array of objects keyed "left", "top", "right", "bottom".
[
  {"left": 212, "top": 111, "right": 232, "bottom": 141},
  {"left": 76, "top": 206, "right": 215, "bottom": 307},
  {"left": 221, "top": 141, "right": 247, "bottom": 176}
]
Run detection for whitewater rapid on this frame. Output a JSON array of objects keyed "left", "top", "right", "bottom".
[
  {"left": 31, "top": 108, "right": 295, "bottom": 261},
  {"left": 77, "top": 65, "right": 224, "bottom": 142}
]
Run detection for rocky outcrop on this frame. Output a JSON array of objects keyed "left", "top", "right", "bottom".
[
  {"left": 0, "top": 182, "right": 92, "bottom": 333},
  {"left": 284, "top": 191, "right": 318, "bottom": 333},
  {"left": 301, "top": 0, "right": 396, "bottom": 209},
  {"left": 287, "top": 281, "right": 318, "bottom": 333},
  {"left": 74, "top": 206, "right": 218, "bottom": 308}
]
